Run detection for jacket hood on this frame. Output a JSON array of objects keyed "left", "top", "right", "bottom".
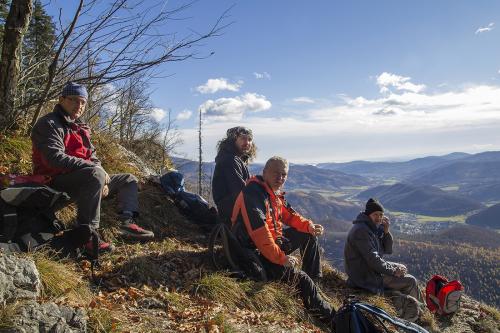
[
  {"left": 353, "top": 212, "right": 379, "bottom": 232},
  {"left": 247, "top": 175, "right": 276, "bottom": 198}
]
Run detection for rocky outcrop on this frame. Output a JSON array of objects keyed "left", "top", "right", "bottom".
[
  {"left": 0, "top": 252, "right": 87, "bottom": 333},
  {"left": 5, "top": 301, "right": 87, "bottom": 333},
  {"left": 0, "top": 252, "right": 41, "bottom": 302},
  {"left": 114, "top": 143, "right": 157, "bottom": 177}
]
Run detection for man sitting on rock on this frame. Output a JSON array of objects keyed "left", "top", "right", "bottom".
[
  {"left": 31, "top": 82, "right": 154, "bottom": 253},
  {"left": 344, "top": 198, "right": 422, "bottom": 320},
  {"left": 231, "top": 156, "right": 334, "bottom": 325}
]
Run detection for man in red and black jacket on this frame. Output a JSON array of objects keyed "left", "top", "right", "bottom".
[
  {"left": 231, "top": 156, "right": 334, "bottom": 324},
  {"left": 31, "top": 82, "right": 154, "bottom": 252}
]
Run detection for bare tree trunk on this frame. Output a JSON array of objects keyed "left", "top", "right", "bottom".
[
  {"left": 26, "top": 0, "right": 83, "bottom": 135},
  {"left": 0, "top": 0, "right": 33, "bottom": 132},
  {"left": 198, "top": 107, "right": 203, "bottom": 196}
]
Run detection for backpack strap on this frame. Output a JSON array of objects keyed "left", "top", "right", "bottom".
[
  {"left": 0, "top": 200, "right": 17, "bottom": 242},
  {"left": 356, "top": 302, "right": 430, "bottom": 333}
]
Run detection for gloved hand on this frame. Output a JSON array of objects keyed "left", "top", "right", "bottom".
[{"left": 308, "top": 223, "right": 324, "bottom": 236}]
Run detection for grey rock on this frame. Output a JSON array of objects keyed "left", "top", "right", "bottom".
[
  {"left": 114, "top": 144, "right": 157, "bottom": 177},
  {"left": 0, "top": 252, "right": 41, "bottom": 302},
  {"left": 9, "top": 301, "right": 87, "bottom": 333}
]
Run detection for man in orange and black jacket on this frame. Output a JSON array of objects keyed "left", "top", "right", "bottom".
[{"left": 231, "top": 156, "right": 334, "bottom": 324}]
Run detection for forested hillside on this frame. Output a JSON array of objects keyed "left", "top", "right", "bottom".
[
  {"left": 466, "top": 203, "right": 500, "bottom": 229},
  {"left": 322, "top": 225, "right": 500, "bottom": 308}
]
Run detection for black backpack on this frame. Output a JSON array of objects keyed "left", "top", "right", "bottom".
[
  {"left": 0, "top": 184, "right": 94, "bottom": 256},
  {"left": 0, "top": 185, "right": 70, "bottom": 250},
  {"left": 333, "top": 296, "right": 429, "bottom": 333},
  {"left": 160, "top": 171, "right": 218, "bottom": 226}
]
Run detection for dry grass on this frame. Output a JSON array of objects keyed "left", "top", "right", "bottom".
[
  {"left": 0, "top": 301, "right": 21, "bottom": 330},
  {"left": 480, "top": 303, "right": 500, "bottom": 322},
  {"left": 87, "top": 307, "right": 121, "bottom": 333},
  {"left": 92, "top": 133, "right": 141, "bottom": 177},
  {"left": 0, "top": 135, "right": 32, "bottom": 174},
  {"left": 210, "top": 312, "right": 237, "bottom": 333},
  {"left": 195, "top": 273, "right": 305, "bottom": 321},
  {"left": 55, "top": 203, "right": 78, "bottom": 228},
  {"left": 30, "top": 251, "right": 92, "bottom": 305},
  {"left": 478, "top": 303, "right": 500, "bottom": 333},
  {"left": 418, "top": 309, "right": 440, "bottom": 333},
  {"left": 196, "top": 273, "right": 253, "bottom": 309}
]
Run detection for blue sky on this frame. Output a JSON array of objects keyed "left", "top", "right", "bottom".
[{"left": 46, "top": 1, "right": 500, "bottom": 163}]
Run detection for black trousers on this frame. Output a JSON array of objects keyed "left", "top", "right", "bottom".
[
  {"left": 51, "top": 167, "right": 138, "bottom": 228},
  {"left": 282, "top": 227, "right": 322, "bottom": 280},
  {"left": 260, "top": 228, "right": 332, "bottom": 320}
]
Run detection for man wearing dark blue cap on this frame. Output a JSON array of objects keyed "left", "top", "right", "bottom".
[{"left": 31, "top": 82, "right": 154, "bottom": 253}]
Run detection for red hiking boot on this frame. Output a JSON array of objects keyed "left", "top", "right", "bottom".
[
  {"left": 118, "top": 219, "right": 154, "bottom": 241},
  {"left": 83, "top": 238, "right": 114, "bottom": 256}
]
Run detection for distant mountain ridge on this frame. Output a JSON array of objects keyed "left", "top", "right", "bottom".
[
  {"left": 408, "top": 151, "right": 500, "bottom": 185},
  {"left": 317, "top": 152, "right": 470, "bottom": 179},
  {"left": 172, "top": 157, "right": 370, "bottom": 192},
  {"left": 357, "top": 183, "right": 483, "bottom": 216},
  {"left": 277, "top": 164, "right": 370, "bottom": 191}
]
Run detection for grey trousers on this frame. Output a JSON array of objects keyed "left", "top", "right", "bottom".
[
  {"left": 383, "top": 273, "right": 422, "bottom": 301},
  {"left": 50, "top": 166, "right": 138, "bottom": 228}
]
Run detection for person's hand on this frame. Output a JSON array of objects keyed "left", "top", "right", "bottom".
[
  {"left": 398, "top": 264, "right": 407, "bottom": 275},
  {"left": 308, "top": 223, "right": 324, "bottom": 236},
  {"left": 381, "top": 216, "right": 390, "bottom": 233},
  {"left": 103, "top": 170, "right": 111, "bottom": 185},
  {"left": 284, "top": 255, "right": 298, "bottom": 267},
  {"left": 97, "top": 165, "right": 111, "bottom": 185},
  {"left": 102, "top": 185, "right": 109, "bottom": 198},
  {"left": 394, "top": 264, "right": 407, "bottom": 277}
]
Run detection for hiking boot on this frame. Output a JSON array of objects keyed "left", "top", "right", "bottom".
[
  {"left": 118, "top": 218, "right": 155, "bottom": 241},
  {"left": 83, "top": 238, "right": 114, "bottom": 256}
]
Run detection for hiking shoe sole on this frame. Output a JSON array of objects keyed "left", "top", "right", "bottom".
[{"left": 118, "top": 229, "right": 155, "bottom": 241}]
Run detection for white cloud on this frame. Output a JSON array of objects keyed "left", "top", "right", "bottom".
[
  {"left": 475, "top": 22, "right": 494, "bottom": 34},
  {"left": 176, "top": 109, "right": 192, "bottom": 121},
  {"left": 199, "top": 93, "right": 272, "bottom": 121},
  {"left": 376, "top": 72, "right": 426, "bottom": 93},
  {"left": 253, "top": 71, "right": 271, "bottom": 80},
  {"left": 179, "top": 81, "right": 500, "bottom": 163},
  {"left": 150, "top": 108, "right": 166, "bottom": 122},
  {"left": 292, "top": 97, "right": 315, "bottom": 104},
  {"left": 196, "top": 78, "right": 242, "bottom": 94}
]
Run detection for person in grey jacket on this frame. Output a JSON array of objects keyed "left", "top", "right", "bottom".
[
  {"left": 344, "top": 198, "right": 420, "bottom": 301},
  {"left": 31, "top": 82, "right": 154, "bottom": 253}
]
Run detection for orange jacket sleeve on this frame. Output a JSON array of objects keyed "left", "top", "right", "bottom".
[{"left": 281, "top": 200, "right": 313, "bottom": 234}]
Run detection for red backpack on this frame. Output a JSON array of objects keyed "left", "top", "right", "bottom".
[{"left": 425, "top": 275, "right": 464, "bottom": 315}]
